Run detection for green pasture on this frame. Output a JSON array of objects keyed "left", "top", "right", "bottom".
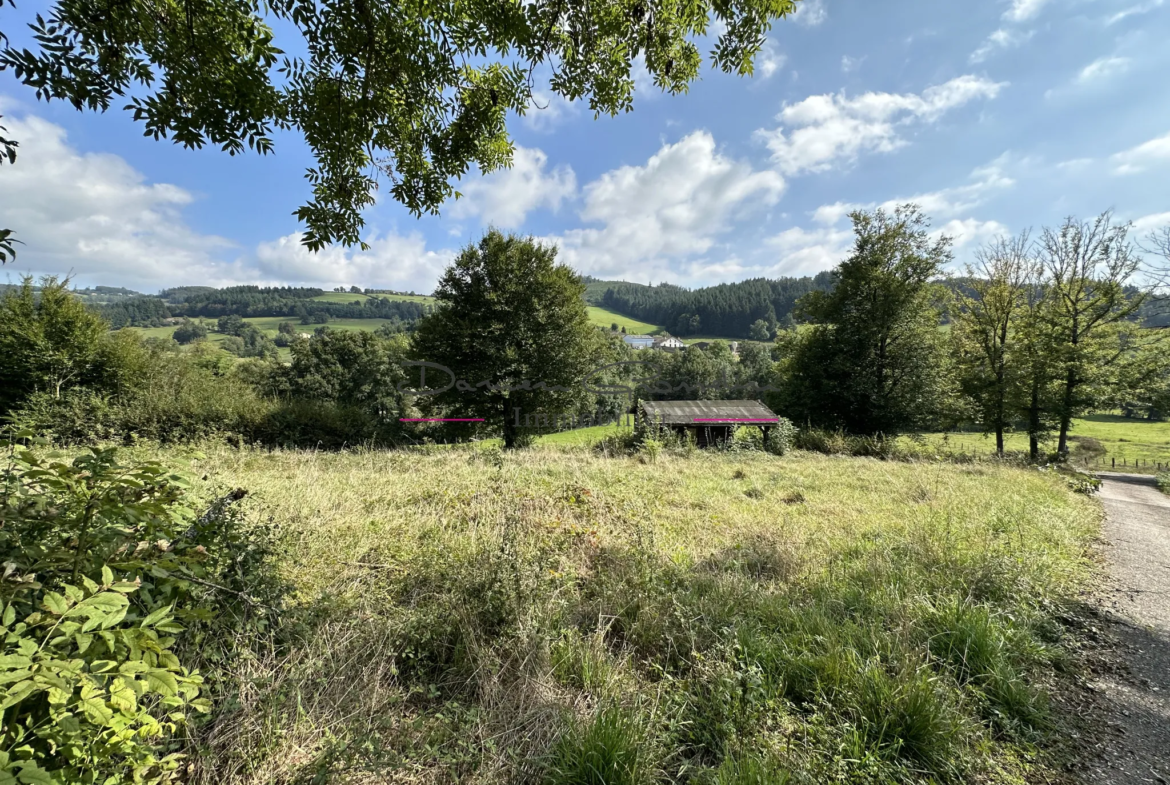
[
  {"left": 912, "top": 414, "right": 1170, "bottom": 471},
  {"left": 587, "top": 306, "right": 663, "bottom": 334}
]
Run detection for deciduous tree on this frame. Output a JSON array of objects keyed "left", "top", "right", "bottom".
[
  {"left": 777, "top": 205, "right": 956, "bottom": 435},
  {"left": 411, "top": 230, "right": 599, "bottom": 447},
  {"left": 1039, "top": 212, "right": 1147, "bottom": 456},
  {"left": 0, "top": 276, "right": 109, "bottom": 410},
  {"left": 952, "top": 232, "right": 1034, "bottom": 455}
]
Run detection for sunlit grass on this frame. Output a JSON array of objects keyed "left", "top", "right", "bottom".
[
  {"left": 912, "top": 414, "right": 1170, "bottom": 471},
  {"left": 586, "top": 306, "right": 663, "bottom": 335},
  {"left": 105, "top": 442, "right": 1103, "bottom": 784}
]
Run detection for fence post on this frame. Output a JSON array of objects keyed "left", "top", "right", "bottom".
[{"left": 1112, "top": 457, "right": 1116, "bottom": 468}]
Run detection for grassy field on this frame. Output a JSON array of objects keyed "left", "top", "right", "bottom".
[
  {"left": 587, "top": 306, "right": 663, "bottom": 334},
  {"left": 915, "top": 414, "right": 1170, "bottom": 472},
  {"left": 123, "top": 316, "right": 397, "bottom": 342},
  {"left": 311, "top": 292, "right": 436, "bottom": 304},
  {"left": 122, "top": 443, "right": 1103, "bottom": 784}
]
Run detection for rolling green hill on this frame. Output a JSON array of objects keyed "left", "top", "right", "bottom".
[{"left": 586, "top": 306, "right": 663, "bottom": 335}]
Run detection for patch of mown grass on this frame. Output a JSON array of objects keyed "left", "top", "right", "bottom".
[{"left": 122, "top": 445, "right": 1099, "bottom": 784}]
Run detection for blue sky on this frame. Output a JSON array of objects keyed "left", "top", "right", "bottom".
[{"left": 1, "top": 0, "right": 1168, "bottom": 293}]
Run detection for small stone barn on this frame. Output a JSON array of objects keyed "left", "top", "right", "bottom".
[{"left": 638, "top": 400, "right": 780, "bottom": 448}]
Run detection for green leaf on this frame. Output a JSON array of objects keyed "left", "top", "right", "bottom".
[
  {"left": 139, "top": 605, "right": 172, "bottom": 628},
  {"left": 0, "top": 655, "right": 32, "bottom": 669},
  {"left": 2, "top": 605, "right": 14, "bottom": 627},
  {"left": 41, "top": 593, "right": 68, "bottom": 616},
  {"left": 101, "top": 566, "right": 114, "bottom": 586},
  {"left": 14, "top": 762, "right": 54, "bottom": 785},
  {"left": 145, "top": 670, "right": 179, "bottom": 697}
]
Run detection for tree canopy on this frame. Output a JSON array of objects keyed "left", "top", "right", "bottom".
[
  {"left": 411, "top": 230, "right": 600, "bottom": 447},
  {"left": 0, "top": 0, "right": 800, "bottom": 252},
  {"left": 777, "top": 205, "right": 956, "bottom": 435}
]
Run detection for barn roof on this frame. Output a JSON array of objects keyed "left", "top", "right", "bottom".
[{"left": 640, "top": 400, "right": 778, "bottom": 425}]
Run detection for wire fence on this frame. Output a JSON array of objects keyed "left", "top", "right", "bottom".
[{"left": 941, "top": 441, "right": 1168, "bottom": 473}]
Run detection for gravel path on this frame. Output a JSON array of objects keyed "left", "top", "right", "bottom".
[{"left": 1082, "top": 472, "right": 1170, "bottom": 784}]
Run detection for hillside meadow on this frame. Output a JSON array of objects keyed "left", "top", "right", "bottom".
[{"left": 110, "top": 442, "right": 1105, "bottom": 785}]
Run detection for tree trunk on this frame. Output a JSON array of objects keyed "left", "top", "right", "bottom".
[
  {"left": 994, "top": 369, "right": 1006, "bottom": 456},
  {"left": 503, "top": 400, "right": 518, "bottom": 449},
  {"left": 1028, "top": 384, "right": 1041, "bottom": 461},
  {"left": 1057, "top": 367, "right": 1075, "bottom": 457}
]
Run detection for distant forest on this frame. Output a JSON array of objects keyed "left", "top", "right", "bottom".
[
  {"left": 61, "top": 274, "right": 1170, "bottom": 335},
  {"left": 587, "top": 274, "right": 836, "bottom": 337},
  {"left": 95, "top": 286, "right": 430, "bottom": 328},
  {"left": 584, "top": 273, "right": 1169, "bottom": 337}
]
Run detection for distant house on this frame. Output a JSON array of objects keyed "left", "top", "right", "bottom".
[
  {"left": 623, "top": 334, "right": 655, "bottom": 349},
  {"left": 639, "top": 399, "right": 780, "bottom": 448},
  {"left": 652, "top": 335, "right": 686, "bottom": 351}
]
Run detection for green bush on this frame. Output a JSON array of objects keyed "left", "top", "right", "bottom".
[
  {"left": 1157, "top": 472, "right": 1169, "bottom": 495},
  {"left": 0, "top": 437, "right": 285, "bottom": 783},
  {"left": 545, "top": 705, "right": 655, "bottom": 785}
]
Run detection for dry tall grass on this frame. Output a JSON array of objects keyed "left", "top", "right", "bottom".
[{"left": 140, "top": 444, "right": 1100, "bottom": 784}]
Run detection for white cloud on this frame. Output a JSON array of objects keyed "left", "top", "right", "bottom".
[
  {"left": 764, "top": 225, "right": 854, "bottom": 275},
  {"left": 1111, "top": 130, "right": 1170, "bottom": 174},
  {"left": 1107, "top": 0, "right": 1165, "bottom": 24},
  {"left": 1078, "top": 56, "right": 1131, "bottom": 82},
  {"left": 522, "top": 89, "right": 578, "bottom": 132},
  {"left": 970, "top": 28, "right": 1033, "bottom": 63},
  {"left": 757, "top": 42, "right": 787, "bottom": 79},
  {"left": 548, "top": 131, "right": 785, "bottom": 279},
  {"left": 632, "top": 55, "right": 660, "bottom": 101},
  {"left": 1132, "top": 211, "right": 1170, "bottom": 234},
  {"left": 1003, "top": 0, "right": 1049, "bottom": 23},
  {"left": 254, "top": 231, "right": 454, "bottom": 293},
  {"left": 802, "top": 158, "right": 1015, "bottom": 260},
  {"left": 840, "top": 55, "right": 862, "bottom": 73},
  {"left": 933, "top": 218, "right": 1011, "bottom": 249},
  {"left": 0, "top": 108, "right": 457, "bottom": 293},
  {"left": 449, "top": 146, "right": 576, "bottom": 229},
  {"left": 0, "top": 112, "right": 235, "bottom": 290},
  {"left": 792, "top": 0, "right": 827, "bottom": 26},
  {"left": 756, "top": 76, "right": 1006, "bottom": 175}
]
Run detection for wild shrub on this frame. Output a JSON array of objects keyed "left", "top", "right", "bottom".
[
  {"left": 1158, "top": 472, "right": 1170, "bottom": 495},
  {"left": 727, "top": 419, "right": 798, "bottom": 456},
  {"left": 0, "top": 436, "right": 285, "bottom": 784},
  {"left": 1068, "top": 436, "right": 1106, "bottom": 458}
]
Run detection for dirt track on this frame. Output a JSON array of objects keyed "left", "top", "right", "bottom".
[{"left": 1081, "top": 473, "right": 1170, "bottom": 784}]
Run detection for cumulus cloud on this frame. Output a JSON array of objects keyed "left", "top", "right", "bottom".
[
  {"left": 802, "top": 158, "right": 1014, "bottom": 262},
  {"left": 764, "top": 224, "right": 854, "bottom": 276},
  {"left": 933, "top": 218, "right": 1011, "bottom": 249},
  {"left": 1132, "top": 211, "right": 1170, "bottom": 234},
  {"left": 757, "top": 42, "right": 787, "bottom": 79},
  {"left": 756, "top": 76, "right": 1006, "bottom": 175},
  {"left": 0, "top": 108, "right": 457, "bottom": 293},
  {"left": 1111, "top": 130, "right": 1170, "bottom": 174},
  {"left": 522, "top": 89, "right": 578, "bottom": 132},
  {"left": 254, "top": 231, "right": 454, "bottom": 293},
  {"left": 0, "top": 112, "right": 235, "bottom": 290},
  {"left": 792, "top": 0, "right": 827, "bottom": 26},
  {"left": 548, "top": 131, "right": 784, "bottom": 279},
  {"left": 449, "top": 146, "right": 576, "bottom": 229}
]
